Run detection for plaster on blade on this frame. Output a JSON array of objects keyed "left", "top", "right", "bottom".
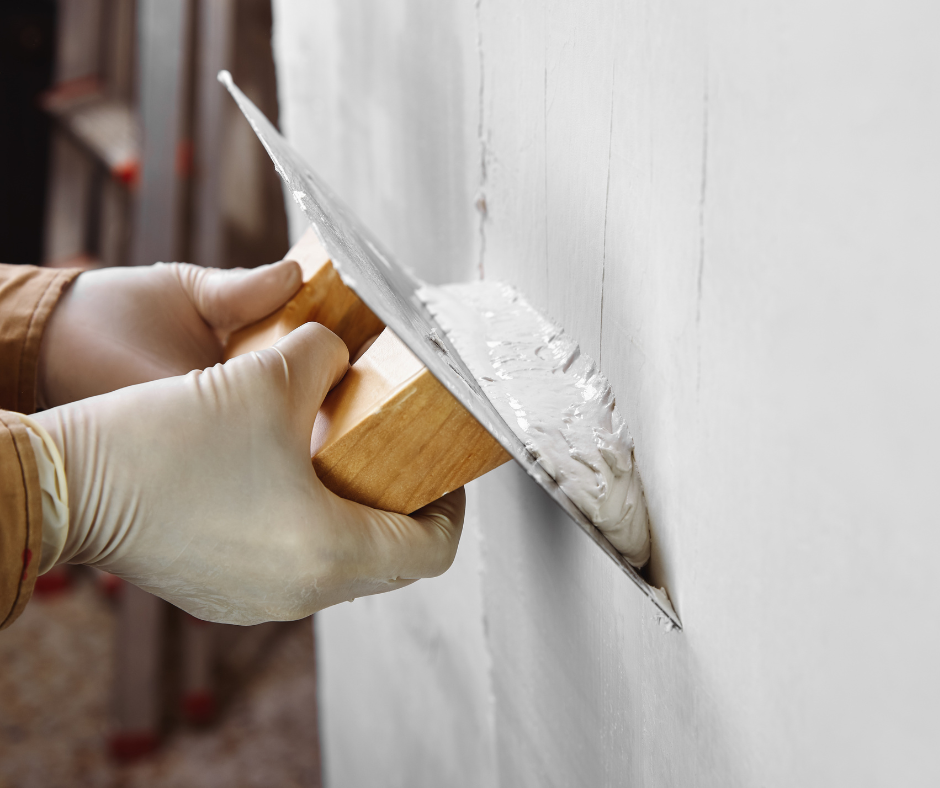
[{"left": 218, "top": 71, "right": 680, "bottom": 630}]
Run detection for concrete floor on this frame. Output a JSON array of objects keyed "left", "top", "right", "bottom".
[{"left": 0, "top": 573, "right": 320, "bottom": 787}]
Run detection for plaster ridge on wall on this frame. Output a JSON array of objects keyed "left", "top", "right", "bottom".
[
  {"left": 472, "top": 5, "right": 499, "bottom": 781},
  {"left": 473, "top": 497, "right": 500, "bottom": 788}
]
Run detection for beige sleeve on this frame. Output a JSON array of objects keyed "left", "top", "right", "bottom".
[{"left": 0, "top": 264, "right": 81, "bottom": 414}]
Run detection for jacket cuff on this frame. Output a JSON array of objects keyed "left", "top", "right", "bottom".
[
  {"left": 0, "top": 266, "right": 82, "bottom": 414},
  {"left": 0, "top": 410, "right": 45, "bottom": 629}
]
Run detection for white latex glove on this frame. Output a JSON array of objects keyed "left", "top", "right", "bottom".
[
  {"left": 31, "top": 323, "right": 465, "bottom": 625},
  {"left": 39, "top": 260, "right": 304, "bottom": 407}
]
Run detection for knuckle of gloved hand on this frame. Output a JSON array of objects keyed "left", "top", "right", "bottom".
[
  {"left": 225, "top": 348, "right": 293, "bottom": 411},
  {"left": 158, "top": 261, "right": 191, "bottom": 291},
  {"left": 303, "top": 322, "right": 349, "bottom": 364},
  {"left": 237, "top": 566, "right": 324, "bottom": 622},
  {"left": 277, "top": 533, "right": 358, "bottom": 596},
  {"left": 267, "top": 588, "right": 318, "bottom": 622},
  {"left": 431, "top": 535, "right": 461, "bottom": 577},
  {"left": 412, "top": 518, "right": 461, "bottom": 578},
  {"left": 310, "top": 545, "right": 358, "bottom": 588}
]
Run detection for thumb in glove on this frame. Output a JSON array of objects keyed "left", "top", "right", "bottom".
[{"left": 40, "top": 260, "right": 302, "bottom": 407}]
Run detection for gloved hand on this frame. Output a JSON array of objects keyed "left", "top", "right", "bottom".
[
  {"left": 39, "top": 260, "right": 304, "bottom": 407},
  {"left": 31, "top": 323, "right": 465, "bottom": 625}
]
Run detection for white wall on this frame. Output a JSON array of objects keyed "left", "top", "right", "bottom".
[{"left": 273, "top": 2, "right": 940, "bottom": 785}]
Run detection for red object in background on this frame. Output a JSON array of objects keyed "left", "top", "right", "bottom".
[
  {"left": 97, "top": 571, "right": 124, "bottom": 600},
  {"left": 108, "top": 730, "right": 160, "bottom": 762},
  {"left": 175, "top": 138, "right": 193, "bottom": 178},
  {"left": 33, "top": 565, "right": 73, "bottom": 597},
  {"left": 182, "top": 689, "right": 218, "bottom": 727},
  {"left": 112, "top": 158, "right": 140, "bottom": 188}
]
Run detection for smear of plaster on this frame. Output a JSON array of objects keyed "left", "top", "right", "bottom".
[{"left": 419, "top": 280, "right": 652, "bottom": 567}]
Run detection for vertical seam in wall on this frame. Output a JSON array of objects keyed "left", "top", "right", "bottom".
[
  {"left": 599, "top": 63, "right": 615, "bottom": 368},
  {"left": 696, "top": 62, "right": 709, "bottom": 395},
  {"left": 473, "top": 4, "right": 499, "bottom": 785},
  {"left": 476, "top": 502, "right": 500, "bottom": 788},
  {"left": 543, "top": 14, "right": 549, "bottom": 291},
  {"left": 475, "top": 0, "right": 488, "bottom": 281}
]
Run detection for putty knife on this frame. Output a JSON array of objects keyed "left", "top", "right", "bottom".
[{"left": 219, "top": 72, "right": 680, "bottom": 630}]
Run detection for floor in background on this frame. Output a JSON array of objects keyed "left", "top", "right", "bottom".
[{"left": 0, "top": 574, "right": 320, "bottom": 788}]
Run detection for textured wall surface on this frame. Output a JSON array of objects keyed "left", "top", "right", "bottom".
[{"left": 272, "top": 2, "right": 940, "bottom": 785}]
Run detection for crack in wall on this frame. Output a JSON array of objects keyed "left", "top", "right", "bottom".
[
  {"left": 472, "top": 4, "right": 500, "bottom": 782},
  {"left": 543, "top": 59, "right": 549, "bottom": 290},
  {"left": 474, "top": 0, "right": 488, "bottom": 280},
  {"left": 696, "top": 64, "right": 709, "bottom": 395},
  {"left": 599, "top": 64, "right": 615, "bottom": 368}
]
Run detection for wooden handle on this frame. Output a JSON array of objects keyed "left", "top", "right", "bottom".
[
  {"left": 225, "top": 229, "right": 510, "bottom": 513},
  {"left": 311, "top": 328, "right": 509, "bottom": 513}
]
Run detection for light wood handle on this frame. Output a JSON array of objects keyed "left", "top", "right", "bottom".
[{"left": 225, "top": 229, "right": 510, "bottom": 514}]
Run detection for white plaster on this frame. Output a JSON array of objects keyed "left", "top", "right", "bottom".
[
  {"left": 274, "top": 1, "right": 940, "bottom": 785},
  {"left": 420, "top": 280, "right": 651, "bottom": 566}
]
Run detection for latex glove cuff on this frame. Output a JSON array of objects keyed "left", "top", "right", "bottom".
[{"left": 15, "top": 414, "right": 69, "bottom": 575}]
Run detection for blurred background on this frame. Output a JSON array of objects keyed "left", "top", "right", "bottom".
[
  {"left": 0, "top": 0, "right": 287, "bottom": 270},
  {"left": 0, "top": 1, "right": 320, "bottom": 785}
]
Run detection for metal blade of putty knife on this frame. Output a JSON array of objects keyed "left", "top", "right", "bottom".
[{"left": 218, "top": 71, "right": 680, "bottom": 630}]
